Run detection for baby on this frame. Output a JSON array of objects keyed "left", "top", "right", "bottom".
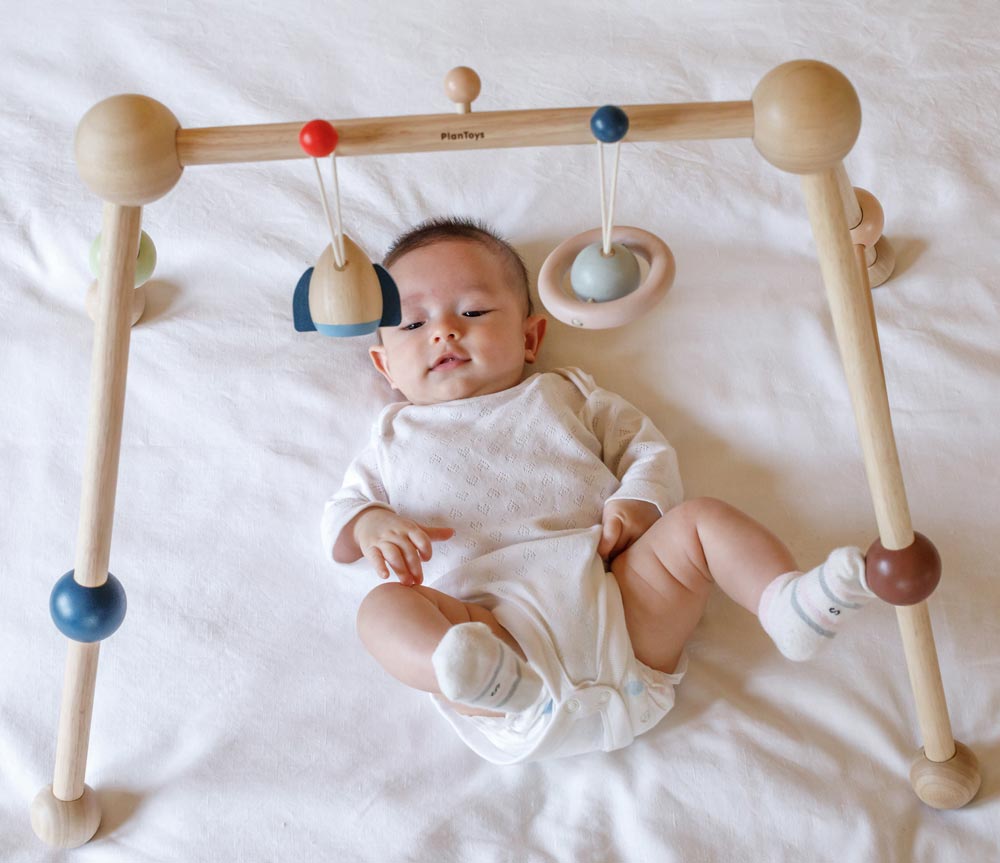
[{"left": 322, "top": 217, "right": 872, "bottom": 763}]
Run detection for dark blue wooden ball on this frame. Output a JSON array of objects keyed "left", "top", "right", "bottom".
[
  {"left": 50, "top": 570, "right": 127, "bottom": 643},
  {"left": 590, "top": 105, "right": 630, "bottom": 143}
]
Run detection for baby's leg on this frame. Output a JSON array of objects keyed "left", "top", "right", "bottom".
[
  {"left": 611, "top": 497, "right": 869, "bottom": 670},
  {"left": 356, "top": 583, "right": 541, "bottom": 715}
]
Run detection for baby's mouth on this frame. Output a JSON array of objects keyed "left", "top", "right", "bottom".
[{"left": 430, "top": 353, "right": 469, "bottom": 371}]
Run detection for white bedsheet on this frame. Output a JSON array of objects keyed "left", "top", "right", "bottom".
[{"left": 2, "top": 1, "right": 998, "bottom": 860}]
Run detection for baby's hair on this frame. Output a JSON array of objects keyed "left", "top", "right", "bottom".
[{"left": 383, "top": 216, "right": 533, "bottom": 316}]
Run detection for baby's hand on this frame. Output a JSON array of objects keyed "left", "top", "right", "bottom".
[
  {"left": 598, "top": 499, "right": 660, "bottom": 561},
  {"left": 353, "top": 509, "right": 453, "bottom": 585}
]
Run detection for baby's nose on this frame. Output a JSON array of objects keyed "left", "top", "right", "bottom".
[{"left": 431, "top": 318, "right": 460, "bottom": 342}]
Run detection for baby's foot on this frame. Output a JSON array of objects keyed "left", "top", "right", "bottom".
[
  {"left": 432, "top": 622, "right": 543, "bottom": 712},
  {"left": 758, "top": 546, "right": 871, "bottom": 661}
]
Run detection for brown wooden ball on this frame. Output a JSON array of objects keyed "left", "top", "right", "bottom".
[
  {"left": 865, "top": 532, "right": 941, "bottom": 606},
  {"left": 752, "top": 60, "right": 861, "bottom": 174}
]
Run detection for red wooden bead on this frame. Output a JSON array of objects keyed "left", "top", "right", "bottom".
[
  {"left": 865, "top": 532, "right": 941, "bottom": 606},
  {"left": 299, "top": 120, "right": 338, "bottom": 157}
]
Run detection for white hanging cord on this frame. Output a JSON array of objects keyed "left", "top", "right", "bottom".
[
  {"left": 597, "top": 141, "right": 622, "bottom": 255},
  {"left": 597, "top": 142, "right": 608, "bottom": 254},
  {"left": 313, "top": 157, "right": 344, "bottom": 269},
  {"left": 329, "top": 153, "right": 346, "bottom": 268},
  {"left": 606, "top": 141, "right": 621, "bottom": 256}
]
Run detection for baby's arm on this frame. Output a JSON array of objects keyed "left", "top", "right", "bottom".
[
  {"left": 336, "top": 508, "right": 453, "bottom": 586},
  {"left": 578, "top": 378, "right": 684, "bottom": 560}
]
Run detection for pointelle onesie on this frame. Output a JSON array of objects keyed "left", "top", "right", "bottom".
[{"left": 322, "top": 367, "right": 686, "bottom": 762}]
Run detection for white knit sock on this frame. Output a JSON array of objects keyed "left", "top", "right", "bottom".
[
  {"left": 758, "top": 546, "right": 871, "bottom": 661},
  {"left": 431, "top": 622, "right": 543, "bottom": 713}
]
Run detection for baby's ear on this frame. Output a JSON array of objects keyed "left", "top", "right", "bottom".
[
  {"left": 523, "top": 315, "right": 547, "bottom": 363},
  {"left": 369, "top": 343, "right": 396, "bottom": 388}
]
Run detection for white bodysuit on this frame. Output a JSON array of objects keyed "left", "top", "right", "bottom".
[{"left": 322, "top": 368, "right": 686, "bottom": 763}]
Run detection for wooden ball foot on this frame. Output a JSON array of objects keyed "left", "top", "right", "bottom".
[
  {"left": 31, "top": 784, "right": 102, "bottom": 848},
  {"left": 910, "top": 741, "right": 981, "bottom": 809}
]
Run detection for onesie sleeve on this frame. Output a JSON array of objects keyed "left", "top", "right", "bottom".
[
  {"left": 320, "top": 434, "right": 393, "bottom": 563},
  {"left": 575, "top": 373, "right": 684, "bottom": 515}
]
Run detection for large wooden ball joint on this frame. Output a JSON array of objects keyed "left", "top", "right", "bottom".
[
  {"left": 752, "top": 60, "right": 861, "bottom": 175},
  {"left": 753, "top": 62, "right": 896, "bottom": 288},
  {"left": 864, "top": 532, "right": 941, "bottom": 606},
  {"left": 75, "top": 95, "right": 183, "bottom": 206}
]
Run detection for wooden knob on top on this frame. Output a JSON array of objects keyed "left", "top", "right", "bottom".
[
  {"left": 444, "top": 66, "right": 481, "bottom": 113},
  {"left": 75, "top": 95, "right": 183, "bottom": 205},
  {"left": 752, "top": 60, "right": 861, "bottom": 174}
]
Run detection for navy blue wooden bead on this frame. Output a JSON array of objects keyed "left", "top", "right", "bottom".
[
  {"left": 50, "top": 570, "right": 127, "bottom": 643},
  {"left": 590, "top": 105, "right": 630, "bottom": 143}
]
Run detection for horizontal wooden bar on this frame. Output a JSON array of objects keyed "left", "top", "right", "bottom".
[{"left": 176, "top": 101, "right": 754, "bottom": 166}]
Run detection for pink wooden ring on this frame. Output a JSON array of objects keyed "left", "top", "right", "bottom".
[
  {"left": 850, "top": 187, "right": 885, "bottom": 248},
  {"left": 538, "top": 226, "right": 674, "bottom": 329}
]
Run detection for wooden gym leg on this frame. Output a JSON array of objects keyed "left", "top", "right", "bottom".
[
  {"left": 31, "top": 203, "right": 142, "bottom": 847},
  {"left": 800, "top": 166, "right": 980, "bottom": 809}
]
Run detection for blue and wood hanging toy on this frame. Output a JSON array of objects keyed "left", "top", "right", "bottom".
[
  {"left": 293, "top": 119, "right": 400, "bottom": 336},
  {"left": 539, "top": 105, "right": 675, "bottom": 329}
]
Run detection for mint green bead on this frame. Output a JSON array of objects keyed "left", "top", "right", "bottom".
[
  {"left": 89, "top": 230, "right": 157, "bottom": 286},
  {"left": 570, "top": 242, "right": 641, "bottom": 303}
]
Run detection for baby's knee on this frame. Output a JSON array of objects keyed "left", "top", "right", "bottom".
[
  {"left": 356, "top": 582, "right": 406, "bottom": 642},
  {"left": 674, "top": 496, "right": 734, "bottom": 524}
]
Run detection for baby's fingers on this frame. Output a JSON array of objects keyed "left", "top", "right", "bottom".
[
  {"left": 409, "top": 529, "right": 433, "bottom": 562},
  {"left": 421, "top": 525, "right": 455, "bottom": 543},
  {"left": 381, "top": 541, "right": 422, "bottom": 585},
  {"left": 362, "top": 546, "right": 390, "bottom": 580},
  {"left": 598, "top": 516, "right": 624, "bottom": 559}
]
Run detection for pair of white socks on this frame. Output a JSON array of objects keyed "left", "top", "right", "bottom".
[{"left": 432, "top": 546, "right": 872, "bottom": 714}]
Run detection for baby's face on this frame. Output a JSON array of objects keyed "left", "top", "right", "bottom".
[{"left": 370, "top": 239, "right": 546, "bottom": 405}]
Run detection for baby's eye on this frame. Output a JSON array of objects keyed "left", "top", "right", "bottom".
[
  {"left": 462, "top": 310, "right": 489, "bottom": 318},
  {"left": 401, "top": 321, "right": 424, "bottom": 331}
]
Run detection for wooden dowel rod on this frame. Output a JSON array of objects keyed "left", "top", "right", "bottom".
[
  {"left": 52, "top": 202, "right": 140, "bottom": 803},
  {"left": 52, "top": 642, "right": 101, "bottom": 801},
  {"left": 801, "top": 165, "right": 957, "bottom": 765},
  {"left": 834, "top": 162, "right": 862, "bottom": 228},
  {"left": 176, "top": 101, "right": 754, "bottom": 166},
  {"left": 800, "top": 166, "right": 912, "bottom": 549},
  {"left": 73, "top": 203, "right": 141, "bottom": 589},
  {"left": 855, "top": 244, "right": 885, "bottom": 378},
  {"left": 896, "top": 603, "right": 956, "bottom": 761}
]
